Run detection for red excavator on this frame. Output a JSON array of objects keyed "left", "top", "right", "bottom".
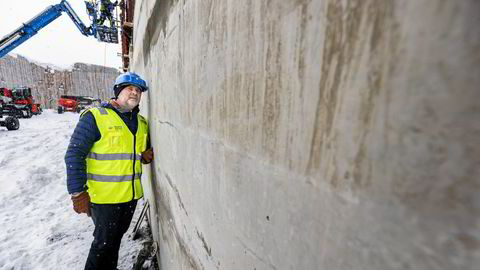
[{"left": 57, "top": 95, "right": 101, "bottom": 114}]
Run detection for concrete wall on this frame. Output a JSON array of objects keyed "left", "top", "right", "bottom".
[{"left": 131, "top": 0, "right": 479, "bottom": 269}]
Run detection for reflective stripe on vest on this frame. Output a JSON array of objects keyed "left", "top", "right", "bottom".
[
  {"left": 87, "top": 152, "right": 142, "bottom": 161},
  {"left": 87, "top": 173, "right": 142, "bottom": 182},
  {"left": 85, "top": 107, "right": 148, "bottom": 204}
]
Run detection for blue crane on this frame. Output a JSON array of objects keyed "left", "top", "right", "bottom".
[{"left": 0, "top": 0, "right": 118, "bottom": 58}]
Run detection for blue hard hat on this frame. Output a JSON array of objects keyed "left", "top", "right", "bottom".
[{"left": 113, "top": 72, "right": 148, "bottom": 93}]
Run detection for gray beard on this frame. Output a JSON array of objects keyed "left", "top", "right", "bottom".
[{"left": 113, "top": 102, "right": 136, "bottom": 113}]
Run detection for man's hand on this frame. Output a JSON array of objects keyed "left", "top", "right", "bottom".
[
  {"left": 71, "top": 192, "right": 91, "bottom": 216},
  {"left": 141, "top": 148, "right": 154, "bottom": 164}
]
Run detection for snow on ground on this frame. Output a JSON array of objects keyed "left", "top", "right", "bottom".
[{"left": 0, "top": 110, "right": 150, "bottom": 270}]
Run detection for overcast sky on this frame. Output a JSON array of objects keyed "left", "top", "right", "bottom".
[{"left": 0, "top": 0, "right": 122, "bottom": 69}]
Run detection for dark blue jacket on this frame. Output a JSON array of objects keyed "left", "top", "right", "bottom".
[{"left": 65, "top": 103, "right": 142, "bottom": 194}]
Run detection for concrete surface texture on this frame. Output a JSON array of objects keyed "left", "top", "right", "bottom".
[{"left": 131, "top": 0, "right": 479, "bottom": 269}]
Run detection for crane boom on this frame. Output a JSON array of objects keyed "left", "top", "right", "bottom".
[
  {"left": 60, "top": 0, "right": 91, "bottom": 36},
  {"left": 0, "top": 0, "right": 117, "bottom": 58}
]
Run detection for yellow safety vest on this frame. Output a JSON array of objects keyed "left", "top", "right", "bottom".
[{"left": 85, "top": 107, "right": 148, "bottom": 204}]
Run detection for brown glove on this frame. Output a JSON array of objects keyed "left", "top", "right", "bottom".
[
  {"left": 71, "top": 192, "right": 91, "bottom": 216},
  {"left": 141, "top": 148, "right": 154, "bottom": 164}
]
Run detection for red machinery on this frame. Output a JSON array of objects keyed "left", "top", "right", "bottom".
[
  {"left": 1, "top": 87, "right": 42, "bottom": 118},
  {"left": 0, "top": 88, "right": 20, "bottom": 130},
  {"left": 57, "top": 95, "right": 101, "bottom": 114},
  {"left": 0, "top": 87, "right": 13, "bottom": 105},
  {"left": 12, "top": 87, "right": 42, "bottom": 117}
]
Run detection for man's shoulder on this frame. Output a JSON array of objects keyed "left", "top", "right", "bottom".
[
  {"left": 138, "top": 113, "right": 146, "bottom": 119},
  {"left": 83, "top": 105, "right": 115, "bottom": 116},
  {"left": 138, "top": 114, "right": 148, "bottom": 124}
]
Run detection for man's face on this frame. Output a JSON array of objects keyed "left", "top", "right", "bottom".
[{"left": 117, "top": 85, "right": 142, "bottom": 110}]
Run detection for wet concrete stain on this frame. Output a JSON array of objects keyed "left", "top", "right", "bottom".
[
  {"left": 262, "top": 18, "right": 282, "bottom": 161},
  {"left": 305, "top": 0, "right": 396, "bottom": 191},
  {"left": 354, "top": 1, "right": 394, "bottom": 189},
  {"left": 307, "top": 0, "right": 360, "bottom": 174},
  {"left": 142, "top": 0, "right": 179, "bottom": 64},
  {"left": 297, "top": 2, "right": 309, "bottom": 101}
]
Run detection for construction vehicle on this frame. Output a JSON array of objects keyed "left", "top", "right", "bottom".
[
  {"left": 0, "top": 0, "right": 118, "bottom": 58},
  {"left": 11, "top": 87, "right": 42, "bottom": 118},
  {"left": 1, "top": 87, "right": 23, "bottom": 119},
  {"left": 0, "top": 87, "right": 42, "bottom": 118},
  {"left": 0, "top": 111, "right": 20, "bottom": 131},
  {"left": 0, "top": 93, "right": 20, "bottom": 130},
  {"left": 57, "top": 95, "right": 101, "bottom": 114},
  {"left": 0, "top": 88, "right": 12, "bottom": 103}
]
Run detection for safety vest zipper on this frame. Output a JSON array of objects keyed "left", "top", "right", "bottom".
[{"left": 132, "top": 134, "right": 136, "bottom": 200}]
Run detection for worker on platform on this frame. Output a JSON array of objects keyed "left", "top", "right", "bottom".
[
  {"left": 85, "top": 0, "right": 96, "bottom": 19},
  {"left": 97, "top": 0, "right": 118, "bottom": 27}
]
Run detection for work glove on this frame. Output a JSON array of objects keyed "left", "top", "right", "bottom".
[
  {"left": 71, "top": 192, "right": 91, "bottom": 216},
  {"left": 141, "top": 148, "right": 154, "bottom": 164}
]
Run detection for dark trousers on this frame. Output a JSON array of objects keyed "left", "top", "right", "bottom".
[{"left": 85, "top": 200, "right": 138, "bottom": 270}]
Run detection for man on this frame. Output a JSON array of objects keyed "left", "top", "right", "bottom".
[
  {"left": 65, "top": 72, "right": 153, "bottom": 270},
  {"left": 97, "top": 0, "right": 118, "bottom": 27}
]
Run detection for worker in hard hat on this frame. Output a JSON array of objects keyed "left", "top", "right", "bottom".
[
  {"left": 65, "top": 72, "right": 153, "bottom": 269},
  {"left": 97, "top": 0, "right": 118, "bottom": 27}
]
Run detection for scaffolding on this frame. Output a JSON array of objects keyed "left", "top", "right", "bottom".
[{"left": 119, "top": 0, "right": 135, "bottom": 72}]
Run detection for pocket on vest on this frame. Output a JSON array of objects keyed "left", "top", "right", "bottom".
[{"left": 105, "top": 132, "right": 122, "bottom": 147}]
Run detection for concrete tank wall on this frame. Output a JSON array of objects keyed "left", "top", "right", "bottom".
[{"left": 131, "top": 0, "right": 479, "bottom": 269}]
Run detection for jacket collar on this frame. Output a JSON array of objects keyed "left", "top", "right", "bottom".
[{"left": 102, "top": 100, "right": 139, "bottom": 117}]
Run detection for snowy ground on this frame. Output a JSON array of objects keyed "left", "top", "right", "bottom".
[{"left": 0, "top": 110, "right": 152, "bottom": 270}]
